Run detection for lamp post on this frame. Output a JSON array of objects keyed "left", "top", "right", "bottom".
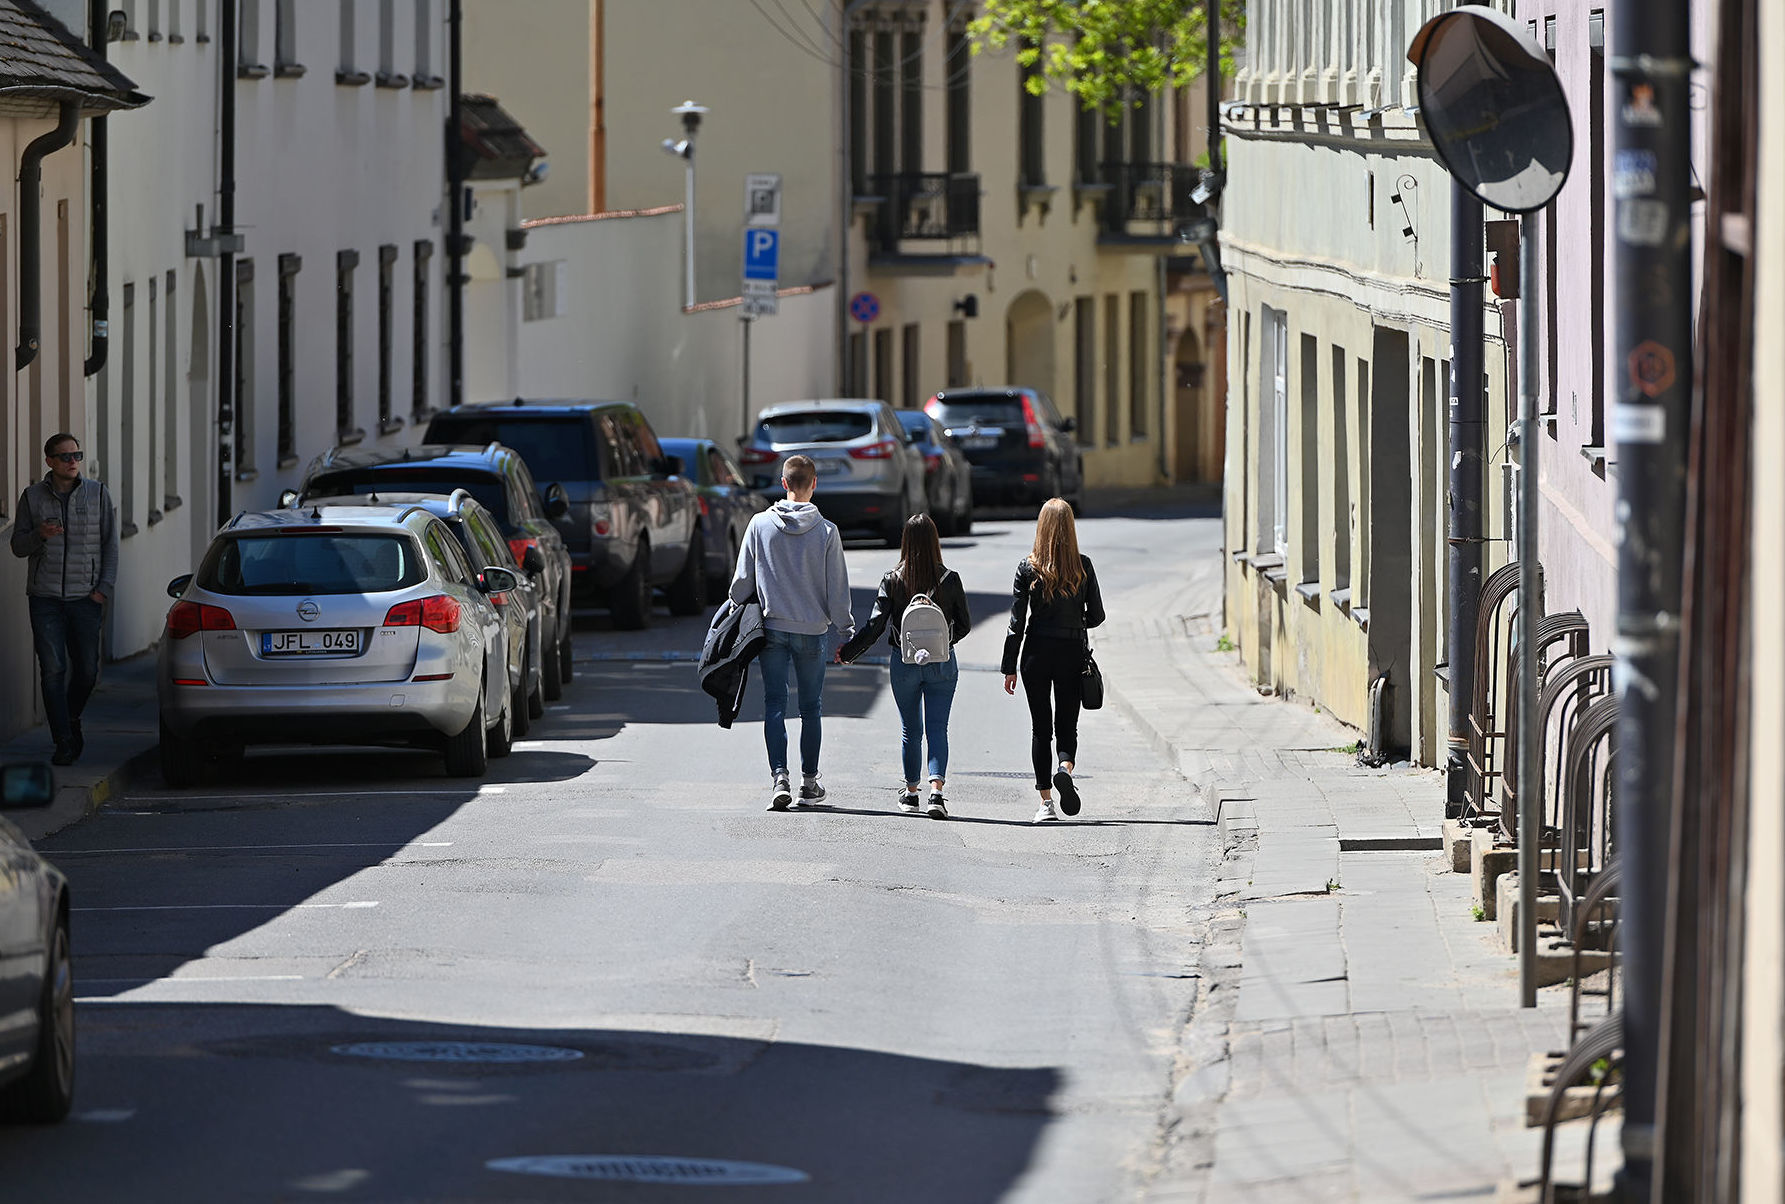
[{"left": 661, "top": 100, "right": 708, "bottom": 310}]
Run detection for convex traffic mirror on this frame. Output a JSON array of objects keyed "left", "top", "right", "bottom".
[{"left": 1408, "top": 9, "right": 1573, "bottom": 213}]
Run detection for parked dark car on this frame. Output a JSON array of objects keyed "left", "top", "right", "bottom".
[
  {"left": 424, "top": 401, "right": 704, "bottom": 629},
  {"left": 658, "top": 437, "right": 769, "bottom": 594},
  {"left": 293, "top": 443, "right": 575, "bottom": 694},
  {"left": 924, "top": 387, "right": 1084, "bottom": 512},
  {"left": 738, "top": 399, "right": 928, "bottom": 547},
  {"left": 0, "top": 762, "right": 73, "bottom": 1123},
  {"left": 895, "top": 410, "right": 973, "bottom": 536}
]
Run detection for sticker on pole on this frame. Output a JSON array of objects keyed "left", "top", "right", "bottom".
[
  {"left": 331, "top": 1041, "right": 585, "bottom": 1064},
  {"left": 487, "top": 1155, "right": 810, "bottom": 1185}
]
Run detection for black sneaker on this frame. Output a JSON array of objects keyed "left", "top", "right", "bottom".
[
  {"left": 1052, "top": 767, "right": 1081, "bottom": 816},
  {"left": 51, "top": 742, "right": 77, "bottom": 767},
  {"left": 925, "top": 791, "right": 948, "bottom": 820},
  {"left": 70, "top": 719, "right": 83, "bottom": 760},
  {"left": 898, "top": 791, "right": 921, "bottom": 814},
  {"left": 799, "top": 775, "right": 827, "bottom": 805}
]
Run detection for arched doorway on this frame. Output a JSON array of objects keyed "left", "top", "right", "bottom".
[
  {"left": 1173, "top": 326, "right": 1205, "bottom": 482},
  {"left": 1005, "top": 289, "right": 1055, "bottom": 395}
]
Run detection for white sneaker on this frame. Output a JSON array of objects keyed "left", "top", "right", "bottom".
[
  {"left": 1032, "top": 799, "right": 1060, "bottom": 824},
  {"left": 799, "top": 774, "right": 827, "bottom": 804},
  {"left": 898, "top": 791, "right": 921, "bottom": 814},
  {"left": 768, "top": 772, "right": 792, "bottom": 811}
]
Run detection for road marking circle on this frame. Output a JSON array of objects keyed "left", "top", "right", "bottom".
[
  {"left": 332, "top": 1041, "right": 585, "bottom": 1064},
  {"left": 487, "top": 1155, "right": 809, "bottom": 1185}
]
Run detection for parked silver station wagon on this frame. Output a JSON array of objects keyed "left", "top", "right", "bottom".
[{"left": 156, "top": 504, "right": 522, "bottom": 785}]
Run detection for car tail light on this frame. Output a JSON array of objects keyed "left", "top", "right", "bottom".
[
  {"left": 383, "top": 594, "right": 462, "bottom": 634},
  {"left": 508, "top": 536, "right": 540, "bottom": 567},
  {"left": 923, "top": 395, "right": 942, "bottom": 419},
  {"left": 1020, "top": 393, "right": 1047, "bottom": 450},
  {"left": 697, "top": 495, "right": 710, "bottom": 519},
  {"left": 924, "top": 452, "right": 942, "bottom": 474},
  {"left": 166, "top": 600, "right": 236, "bottom": 639},
  {"left": 849, "top": 438, "right": 899, "bottom": 460},
  {"left": 738, "top": 445, "right": 779, "bottom": 466}
]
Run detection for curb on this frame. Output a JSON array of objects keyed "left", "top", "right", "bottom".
[{"left": 18, "top": 744, "right": 159, "bottom": 842}]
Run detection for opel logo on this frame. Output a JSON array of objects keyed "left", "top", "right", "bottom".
[{"left": 296, "top": 599, "right": 320, "bottom": 622}]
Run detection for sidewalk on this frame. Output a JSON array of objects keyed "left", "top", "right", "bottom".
[
  {"left": 1093, "top": 559, "right": 1604, "bottom": 1202},
  {"left": 0, "top": 650, "right": 161, "bottom": 841}
]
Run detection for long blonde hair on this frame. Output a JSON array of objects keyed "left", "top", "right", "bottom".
[{"left": 1026, "top": 498, "right": 1084, "bottom": 600}]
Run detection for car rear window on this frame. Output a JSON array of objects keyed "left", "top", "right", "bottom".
[
  {"left": 199, "top": 534, "right": 428, "bottom": 596},
  {"left": 758, "top": 412, "right": 874, "bottom": 444},
  {"left": 306, "top": 470, "right": 507, "bottom": 522},
  {"left": 426, "top": 414, "right": 595, "bottom": 482},
  {"left": 928, "top": 397, "right": 1026, "bottom": 426}
]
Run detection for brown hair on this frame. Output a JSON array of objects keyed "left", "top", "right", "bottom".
[
  {"left": 44, "top": 432, "right": 79, "bottom": 457},
  {"left": 1026, "top": 498, "right": 1084, "bottom": 600},
  {"left": 782, "top": 454, "right": 817, "bottom": 492},
  {"left": 897, "top": 512, "right": 943, "bottom": 597}
]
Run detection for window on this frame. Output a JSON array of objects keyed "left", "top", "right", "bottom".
[
  {"left": 277, "top": 253, "right": 300, "bottom": 466},
  {"left": 147, "top": 0, "right": 160, "bottom": 41},
  {"left": 235, "top": 259, "right": 255, "bottom": 479},
  {"left": 1588, "top": 10, "right": 1606, "bottom": 454},
  {"left": 336, "top": 249, "right": 363, "bottom": 443},
  {"left": 413, "top": 0, "right": 437, "bottom": 84},
  {"left": 1103, "top": 295, "right": 1120, "bottom": 446},
  {"left": 522, "top": 261, "right": 566, "bottom": 320},
  {"left": 378, "top": 244, "right": 398, "bottom": 432},
  {"left": 1019, "top": 48, "right": 1046, "bottom": 187},
  {"left": 874, "top": 327, "right": 893, "bottom": 404},
  {"left": 1258, "top": 306, "right": 1288, "bottom": 556},
  {"left": 148, "top": 276, "right": 161, "bottom": 524},
  {"left": 337, "top": 0, "right": 369, "bottom": 84},
  {"left": 119, "top": 0, "right": 139, "bottom": 41},
  {"left": 849, "top": 28, "right": 867, "bottom": 194},
  {"left": 274, "top": 0, "right": 304, "bottom": 75},
  {"left": 239, "top": 0, "right": 266, "bottom": 76},
  {"left": 1356, "top": 357, "right": 1371, "bottom": 603},
  {"left": 1128, "top": 88, "right": 1153, "bottom": 165},
  {"left": 1076, "top": 99, "right": 1101, "bottom": 185},
  {"left": 1332, "top": 345, "right": 1351, "bottom": 590},
  {"left": 412, "top": 239, "right": 432, "bottom": 418},
  {"left": 1074, "top": 296, "right": 1094, "bottom": 434},
  {"left": 945, "top": 24, "right": 970, "bottom": 175},
  {"left": 901, "top": 324, "right": 921, "bottom": 409},
  {"left": 848, "top": 330, "right": 868, "bottom": 395},
  {"left": 1129, "top": 290, "right": 1148, "bottom": 438},
  {"left": 196, "top": 0, "right": 208, "bottom": 42},
  {"left": 946, "top": 319, "right": 967, "bottom": 387},
  {"left": 425, "top": 520, "right": 475, "bottom": 585},
  {"left": 872, "top": 29, "right": 896, "bottom": 179},
  {"left": 900, "top": 27, "right": 923, "bottom": 175},
  {"left": 202, "top": 533, "right": 427, "bottom": 595},
  {"left": 122, "top": 281, "right": 137, "bottom": 535},
  {"left": 164, "top": 271, "right": 179, "bottom": 510},
  {"left": 1298, "top": 333, "right": 1319, "bottom": 584},
  {"left": 167, "top": 0, "right": 181, "bottom": 42},
  {"left": 376, "top": 0, "right": 407, "bottom": 86}
]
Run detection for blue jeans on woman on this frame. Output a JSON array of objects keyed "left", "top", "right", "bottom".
[
  {"left": 889, "top": 655, "right": 959, "bottom": 786},
  {"left": 758, "top": 629, "right": 827, "bottom": 777}
]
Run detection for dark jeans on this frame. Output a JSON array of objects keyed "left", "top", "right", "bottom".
[
  {"left": 889, "top": 655, "right": 959, "bottom": 785},
  {"left": 758, "top": 629, "right": 827, "bottom": 778},
  {"left": 1020, "top": 635, "right": 1083, "bottom": 790},
  {"left": 29, "top": 594, "right": 103, "bottom": 745}
]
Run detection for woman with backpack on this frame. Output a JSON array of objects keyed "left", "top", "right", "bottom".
[
  {"left": 839, "top": 513, "right": 972, "bottom": 819},
  {"left": 1002, "top": 498, "right": 1105, "bottom": 823}
]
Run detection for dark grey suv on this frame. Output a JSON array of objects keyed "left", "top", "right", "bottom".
[{"left": 425, "top": 401, "right": 704, "bottom": 630}]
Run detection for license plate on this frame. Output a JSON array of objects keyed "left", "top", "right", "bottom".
[
  {"left": 812, "top": 459, "right": 846, "bottom": 475},
  {"left": 961, "top": 436, "right": 999, "bottom": 450},
  {"left": 262, "top": 629, "right": 361, "bottom": 656}
]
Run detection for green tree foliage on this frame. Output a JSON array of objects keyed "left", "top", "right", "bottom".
[{"left": 969, "top": 0, "right": 1247, "bottom": 119}]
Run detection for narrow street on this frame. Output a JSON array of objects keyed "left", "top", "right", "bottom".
[{"left": 0, "top": 502, "right": 1225, "bottom": 1202}]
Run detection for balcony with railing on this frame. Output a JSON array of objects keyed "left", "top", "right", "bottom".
[
  {"left": 1096, "top": 162, "right": 1203, "bottom": 245},
  {"left": 865, "top": 172, "right": 984, "bottom": 263}
]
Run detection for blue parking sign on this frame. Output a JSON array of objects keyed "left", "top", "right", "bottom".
[{"left": 743, "top": 229, "right": 780, "bottom": 281}]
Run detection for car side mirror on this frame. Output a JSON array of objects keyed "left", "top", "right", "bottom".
[
  {"left": 0, "top": 762, "right": 54, "bottom": 811},
  {"left": 1058, "top": 417, "right": 1076, "bottom": 433},
  {"left": 278, "top": 489, "right": 300, "bottom": 507},
  {"left": 521, "top": 545, "right": 546, "bottom": 575},
  {"left": 542, "top": 483, "right": 570, "bottom": 521},
  {"left": 166, "top": 573, "right": 193, "bottom": 599},
  {"left": 479, "top": 566, "right": 521, "bottom": 595}
]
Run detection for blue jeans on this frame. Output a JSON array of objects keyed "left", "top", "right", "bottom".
[
  {"left": 758, "top": 629, "right": 827, "bottom": 777},
  {"left": 29, "top": 594, "right": 103, "bottom": 745},
  {"left": 889, "top": 655, "right": 959, "bottom": 786}
]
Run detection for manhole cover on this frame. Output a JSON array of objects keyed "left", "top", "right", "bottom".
[
  {"left": 331, "top": 1041, "right": 585, "bottom": 1064},
  {"left": 488, "top": 1155, "right": 809, "bottom": 1185}
]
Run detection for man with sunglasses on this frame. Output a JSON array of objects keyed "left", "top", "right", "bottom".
[{"left": 10, "top": 433, "right": 118, "bottom": 765}]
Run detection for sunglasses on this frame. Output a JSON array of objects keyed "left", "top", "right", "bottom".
[{"left": 50, "top": 451, "right": 83, "bottom": 464}]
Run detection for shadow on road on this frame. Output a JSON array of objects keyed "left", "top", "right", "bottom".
[{"left": 0, "top": 1003, "right": 1061, "bottom": 1202}]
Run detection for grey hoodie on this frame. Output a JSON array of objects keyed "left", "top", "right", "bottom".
[{"left": 729, "top": 501, "right": 855, "bottom": 640}]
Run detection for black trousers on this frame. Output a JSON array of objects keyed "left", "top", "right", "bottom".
[{"left": 1020, "top": 635, "right": 1082, "bottom": 790}]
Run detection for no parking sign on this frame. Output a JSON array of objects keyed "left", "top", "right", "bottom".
[{"left": 849, "top": 292, "right": 880, "bottom": 324}]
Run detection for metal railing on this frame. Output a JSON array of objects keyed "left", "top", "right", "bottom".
[
  {"left": 1500, "top": 610, "right": 1591, "bottom": 843},
  {"left": 865, "top": 172, "right": 981, "bottom": 253},
  {"left": 1465, "top": 562, "right": 1533, "bottom": 824},
  {"left": 1099, "top": 162, "right": 1201, "bottom": 237}
]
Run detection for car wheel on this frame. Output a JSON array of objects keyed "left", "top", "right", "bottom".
[
  {"left": 882, "top": 495, "right": 907, "bottom": 548},
  {"left": 610, "top": 540, "right": 652, "bottom": 630},
  {"left": 159, "top": 719, "right": 206, "bottom": 788},
  {"left": 541, "top": 628, "right": 563, "bottom": 702},
  {"left": 526, "top": 636, "right": 546, "bottom": 720},
  {"left": 0, "top": 906, "right": 74, "bottom": 1123},
  {"left": 708, "top": 533, "right": 737, "bottom": 599},
  {"left": 667, "top": 527, "right": 707, "bottom": 616},
  {"left": 444, "top": 686, "right": 489, "bottom": 778},
  {"left": 486, "top": 682, "right": 514, "bottom": 759},
  {"left": 510, "top": 651, "right": 532, "bottom": 740}
]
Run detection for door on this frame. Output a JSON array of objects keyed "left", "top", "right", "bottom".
[{"left": 0, "top": 828, "right": 45, "bottom": 1068}]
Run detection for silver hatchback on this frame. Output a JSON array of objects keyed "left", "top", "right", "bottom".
[
  {"left": 738, "top": 400, "right": 928, "bottom": 547},
  {"left": 157, "top": 505, "right": 521, "bottom": 784}
]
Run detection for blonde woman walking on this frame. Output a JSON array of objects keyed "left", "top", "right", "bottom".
[{"left": 1001, "top": 498, "right": 1105, "bottom": 822}]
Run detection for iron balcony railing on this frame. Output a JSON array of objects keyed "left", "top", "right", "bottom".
[
  {"left": 866, "top": 172, "right": 981, "bottom": 253},
  {"left": 1099, "top": 161, "right": 1201, "bottom": 238}
]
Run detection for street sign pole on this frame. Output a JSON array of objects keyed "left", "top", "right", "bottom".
[{"left": 740, "top": 174, "right": 780, "bottom": 438}]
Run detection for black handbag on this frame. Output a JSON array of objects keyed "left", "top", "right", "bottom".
[{"left": 1081, "top": 638, "right": 1105, "bottom": 710}]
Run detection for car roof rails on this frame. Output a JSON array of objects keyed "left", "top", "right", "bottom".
[
  {"left": 223, "top": 510, "right": 248, "bottom": 529},
  {"left": 446, "top": 487, "right": 472, "bottom": 516}
]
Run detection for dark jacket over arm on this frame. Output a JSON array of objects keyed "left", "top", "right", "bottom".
[
  {"left": 1000, "top": 555, "right": 1104, "bottom": 675},
  {"left": 839, "top": 569, "right": 971, "bottom": 662}
]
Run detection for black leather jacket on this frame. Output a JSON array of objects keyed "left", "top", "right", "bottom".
[
  {"left": 839, "top": 568, "right": 971, "bottom": 662},
  {"left": 1001, "top": 555, "right": 1105, "bottom": 674}
]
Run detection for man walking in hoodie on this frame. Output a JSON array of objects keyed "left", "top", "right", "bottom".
[
  {"left": 10, "top": 433, "right": 119, "bottom": 766},
  {"left": 729, "top": 454, "right": 854, "bottom": 810}
]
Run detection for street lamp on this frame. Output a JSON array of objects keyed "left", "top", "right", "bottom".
[{"left": 661, "top": 99, "right": 708, "bottom": 310}]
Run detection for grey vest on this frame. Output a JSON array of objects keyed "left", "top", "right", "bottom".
[{"left": 10, "top": 475, "right": 119, "bottom": 600}]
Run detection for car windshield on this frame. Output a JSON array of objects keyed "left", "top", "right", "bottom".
[
  {"left": 199, "top": 534, "right": 428, "bottom": 596},
  {"left": 928, "top": 398, "right": 1026, "bottom": 426},
  {"left": 306, "top": 471, "right": 507, "bottom": 521},
  {"left": 426, "top": 415, "right": 594, "bottom": 482},
  {"left": 758, "top": 412, "right": 874, "bottom": 444}
]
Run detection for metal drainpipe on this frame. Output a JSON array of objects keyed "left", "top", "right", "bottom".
[
  {"left": 1445, "top": 185, "right": 1485, "bottom": 817},
  {"left": 216, "top": 0, "right": 237, "bottom": 529},
  {"left": 447, "top": 0, "right": 465, "bottom": 411},
  {"left": 16, "top": 102, "right": 81, "bottom": 371},
  {"left": 83, "top": 0, "right": 108, "bottom": 377},
  {"left": 837, "top": 0, "right": 874, "bottom": 396}
]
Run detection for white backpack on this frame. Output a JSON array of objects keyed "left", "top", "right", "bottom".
[{"left": 900, "top": 591, "right": 953, "bottom": 665}]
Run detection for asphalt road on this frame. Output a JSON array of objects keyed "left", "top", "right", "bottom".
[{"left": 3, "top": 499, "right": 1224, "bottom": 1203}]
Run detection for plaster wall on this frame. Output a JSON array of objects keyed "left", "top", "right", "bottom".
[{"left": 462, "top": 0, "right": 594, "bottom": 220}]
